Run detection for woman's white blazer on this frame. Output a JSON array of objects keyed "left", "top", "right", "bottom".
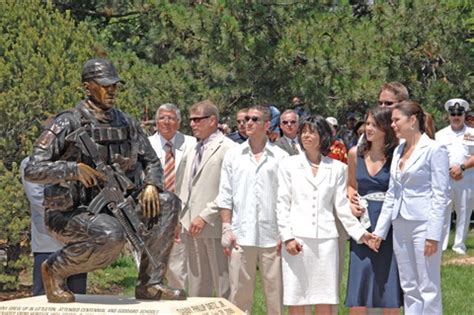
[
  {"left": 276, "top": 154, "right": 366, "bottom": 242},
  {"left": 374, "top": 133, "right": 450, "bottom": 241}
]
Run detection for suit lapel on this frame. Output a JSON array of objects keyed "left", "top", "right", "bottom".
[
  {"left": 282, "top": 138, "right": 292, "bottom": 153},
  {"left": 174, "top": 132, "right": 185, "bottom": 167},
  {"left": 391, "top": 145, "right": 403, "bottom": 183},
  {"left": 300, "top": 155, "right": 328, "bottom": 188},
  {"left": 192, "top": 134, "right": 223, "bottom": 184},
  {"left": 175, "top": 132, "right": 185, "bottom": 150},
  {"left": 402, "top": 134, "right": 430, "bottom": 174},
  {"left": 149, "top": 133, "right": 163, "bottom": 162},
  {"left": 314, "top": 156, "right": 330, "bottom": 187},
  {"left": 283, "top": 137, "right": 298, "bottom": 155}
]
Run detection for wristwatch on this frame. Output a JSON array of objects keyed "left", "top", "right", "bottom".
[{"left": 460, "top": 164, "right": 466, "bottom": 172}]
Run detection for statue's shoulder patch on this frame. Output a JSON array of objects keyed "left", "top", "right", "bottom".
[{"left": 34, "top": 109, "right": 80, "bottom": 149}]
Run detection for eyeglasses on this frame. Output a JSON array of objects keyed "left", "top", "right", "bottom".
[
  {"left": 189, "top": 115, "right": 211, "bottom": 123},
  {"left": 450, "top": 112, "right": 464, "bottom": 117},
  {"left": 244, "top": 116, "right": 263, "bottom": 123},
  {"left": 282, "top": 120, "right": 297, "bottom": 125},
  {"left": 158, "top": 116, "right": 178, "bottom": 122},
  {"left": 237, "top": 119, "right": 246, "bottom": 125},
  {"left": 378, "top": 101, "right": 394, "bottom": 106}
]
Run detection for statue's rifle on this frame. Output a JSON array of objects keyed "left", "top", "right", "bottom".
[{"left": 66, "top": 127, "right": 159, "bottom": 269}]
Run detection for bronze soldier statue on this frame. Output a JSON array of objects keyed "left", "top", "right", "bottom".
[{"left": 25, "top": 58, "right": 186, "bottom": 303}]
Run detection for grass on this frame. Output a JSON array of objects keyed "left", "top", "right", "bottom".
[{"left": 89, "top": 229, "right": 474, "bottom": 314}]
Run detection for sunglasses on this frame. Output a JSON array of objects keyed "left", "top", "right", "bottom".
[
  {"left": 244, "top": 115, "right": 263, "bottom": 122},
  {"left": 237, "top": 119, "right": 246, "bottom": 125},
  {"left": 189, "top": 115, "right": 211, "bottom": 123},
  {"left": 282, "top": 120, "right": 297, "bottom": 125},
  {"left": 450, "top": 112, "right": 464, "bottom": 117},
  {"left": 378, "top": 101, "right": 394, "bottom": 106}
]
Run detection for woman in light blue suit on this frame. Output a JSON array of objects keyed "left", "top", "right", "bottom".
[{"left": 372, "top": 101, "right": 449, "bottom": 315}]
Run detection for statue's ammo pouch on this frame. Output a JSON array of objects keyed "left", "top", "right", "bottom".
[{"left": 44, "top": 185, "right": 75, "bottom": 211}]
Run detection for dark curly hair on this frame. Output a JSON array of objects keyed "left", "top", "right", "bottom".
[
  {"left": 297, "top": 115, "right": 333, "bottom": 156},
  {"left": 357, "top": 107, "right": 398, "bottom": 160}
]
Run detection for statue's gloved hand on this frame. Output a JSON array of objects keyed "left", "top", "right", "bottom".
[
  {"left": 139, "top": 184, "right": 160, "bottom": 218},
  {"left": 77, "top": 163, "right": 106, "bottom": 187}
]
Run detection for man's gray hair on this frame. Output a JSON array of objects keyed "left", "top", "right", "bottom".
[
  {"left": 155, "top": 103, "right": 181, "bottom": 122},
  {"left": 280, "top": 109, "right": 299, "bottom": 123}
]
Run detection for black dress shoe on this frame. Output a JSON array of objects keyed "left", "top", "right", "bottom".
[{"left": 135, "top": 283, "right": 186, "bottom": 300}]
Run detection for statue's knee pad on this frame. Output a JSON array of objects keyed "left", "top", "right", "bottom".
[{"left": 90, "top": 213, "right": 126, "bottom": 246}]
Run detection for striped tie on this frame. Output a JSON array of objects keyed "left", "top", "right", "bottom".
[{"left": 164, "top": 142, "right": 175, "bottom": 192}]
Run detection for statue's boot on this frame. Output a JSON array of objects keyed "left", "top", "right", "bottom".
[
  {"left": 41, "top": 261, "right": 75, "bottom": 303},
  {"left": 135, "top": 191, "right": 186, "bottom": 301},
  {"left": 135, "top": 283, "right": 186, "bottom": 300}
]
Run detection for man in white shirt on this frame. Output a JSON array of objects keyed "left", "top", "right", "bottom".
[
  {"left": 275, "top": 109, "right": 300, "bottom": 155},
  {"left": 217, "top": 105, "right": 289, "bottom": 314},
  {"left": 436, "top": 98, "right": 474, "bottom": 255},
  {"left": 148, "top": 103, "right": 196, "bottom": 289},
  {"left": 175, "top": 100, "right": 235, "bottom": 298}
]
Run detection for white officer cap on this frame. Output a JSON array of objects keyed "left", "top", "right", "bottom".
[{"left": 444, "top": 98, "right": 470, "bottom": 113}]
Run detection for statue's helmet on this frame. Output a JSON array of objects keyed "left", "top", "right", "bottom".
[{"left": 81, "top": 58, "right": 124, "bottom": 86}]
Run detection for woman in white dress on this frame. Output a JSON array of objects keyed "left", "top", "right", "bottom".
[{"left": 276, "top": 116, "right": 373, "bottom": 315}]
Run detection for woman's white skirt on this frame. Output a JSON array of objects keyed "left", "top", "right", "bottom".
[{"left": 281, "top": 237, "right": 339, "bottom": 305}]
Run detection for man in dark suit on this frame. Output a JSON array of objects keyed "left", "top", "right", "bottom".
[
  {"left": 227, "top": 108, "right": 248, "bottom": 144},
  {"left": 274, "top": 109, "right": 300, "bottom": 155}
]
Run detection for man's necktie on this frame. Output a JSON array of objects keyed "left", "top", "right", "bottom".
[
  {"left": 291, "top": 140, "right": 298, "bottom": 154},
  {"left": 164, "top": 142, "right": 176, "bottom": 192},
  {"left": 191, "top": 142, "right": 204, "bottom": 179}
]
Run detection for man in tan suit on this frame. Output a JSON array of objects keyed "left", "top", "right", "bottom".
[{"left": 175, "top": 100, "right": 235, "bottom": 298}]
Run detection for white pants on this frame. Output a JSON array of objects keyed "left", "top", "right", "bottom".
[
  {"left": 228, "top": 245, "right": 283, "bottom": 315},
  {"left": 393, "top": 217, "right": 442, "bottom": 315},
  {"left": 442, "top": 177, "right": 474, "bottom": 251}
]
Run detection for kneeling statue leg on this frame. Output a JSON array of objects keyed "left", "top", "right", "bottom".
[{"left": 135, "top": 192, "right": 186, "bottom": 300}]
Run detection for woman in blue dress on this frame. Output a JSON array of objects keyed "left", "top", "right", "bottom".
[{"left": 345, "top": 107, "right": 403, "bottom": 314}]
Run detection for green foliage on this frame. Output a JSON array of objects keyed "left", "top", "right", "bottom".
[
  {"left": 0, "top": 0, "right": 96, "bottom": 165},
  {"left": 88, "top": 254, "right": 138, "bottom": 296},
  {"left": 65, "top": 1, "right": 472, "bottom": 126},
  {"left": 0, "top": 161, "right": 31, "bottom": 290}
]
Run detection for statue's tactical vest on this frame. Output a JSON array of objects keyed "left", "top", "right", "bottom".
[{"left": 44, "top": 102, "right": 141, "bottom": 213}]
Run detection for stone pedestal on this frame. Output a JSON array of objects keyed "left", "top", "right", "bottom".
[{"left": 0, "top": 294, "right": 244, "bottom": 314}]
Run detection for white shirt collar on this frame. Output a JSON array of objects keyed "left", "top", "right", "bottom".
[
  {"left": 159, "top": 133, "right": 176, "bottom": 148},
  {"left": 283, "top": 135, "right": 298, "bottom": 144}
]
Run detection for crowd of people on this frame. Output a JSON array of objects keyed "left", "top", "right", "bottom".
[{"left": 22, "top": 58, "right": 473, "bottom": 314}]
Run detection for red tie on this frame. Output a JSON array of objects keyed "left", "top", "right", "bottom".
[{"left": 164, "top": 142, "right": 175, "bottom": 192}]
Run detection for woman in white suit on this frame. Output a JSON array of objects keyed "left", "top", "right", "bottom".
[
  {"left": 276, "top": 116, "right": 373, "bottom": 315},
  {"left": 372, "top": 101, "right": 450, "bottom": 315}
]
